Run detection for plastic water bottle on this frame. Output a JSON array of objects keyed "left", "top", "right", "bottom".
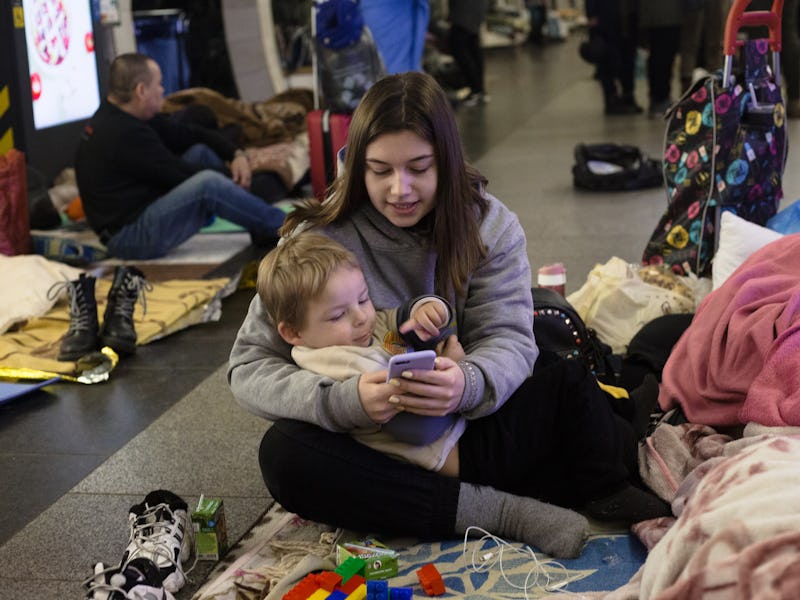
[{"left": 537, "top": 263, "right": 566, "bottom": 297}]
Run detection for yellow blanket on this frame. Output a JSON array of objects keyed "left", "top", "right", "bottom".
[{"left": 0, "top": 277, "right": 231, "bottom": 382}]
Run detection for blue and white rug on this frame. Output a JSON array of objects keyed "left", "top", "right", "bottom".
[
  {"left": 389, "top": 532, "right": 645, "bottom": 598},
  {"left": 192, "top": 506, "right": 644, "bottom": 600}
]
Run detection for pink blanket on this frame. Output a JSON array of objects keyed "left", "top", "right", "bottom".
[{"left": 659, "top": 234, "right": 800, "bottom": 427}]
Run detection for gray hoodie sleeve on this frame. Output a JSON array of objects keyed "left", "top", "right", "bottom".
[
  {"left": 453, "top": 195, "right": 537, "bottom": 418},
  {"left": 227, "top": 294, "right": 376, "bottom": 431}
]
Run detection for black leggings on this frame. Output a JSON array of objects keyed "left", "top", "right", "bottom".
[{"left": 259, "top": 357, "right": 633, "bottom": 538}]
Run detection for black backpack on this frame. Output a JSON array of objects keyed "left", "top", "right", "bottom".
[
  {"left": 572, "top": 143, "right": 663, "bottom": 192},
  {"left": 532, "top": 287, "right": 622, "bottom": 386}
]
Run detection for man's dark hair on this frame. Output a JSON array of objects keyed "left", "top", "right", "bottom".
[{"left": 108, "top": 53, "right": 153, "bottom": 103}]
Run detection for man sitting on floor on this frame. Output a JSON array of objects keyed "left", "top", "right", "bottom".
[{"left": 75, "top": 52, "right": 286, "bottom": 260}]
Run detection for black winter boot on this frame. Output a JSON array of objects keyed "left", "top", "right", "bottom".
[
  {"left": 48, "top": 273, "right": 100, "bottom": 361},
  {"left": 100, "top": 266, "right": 149, "bottom": 356}
]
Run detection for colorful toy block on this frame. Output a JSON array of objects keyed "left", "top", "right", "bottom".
[
  {"left": 307, "top": 589, "right": 331, "bottom": 600},
  {"left": 335, "top": 556, "right": 367, "bottom": 583},
  {"left": 346, "top": 584, "right": 367, "bottom": 600},
  {"left": 389, "top": 586, "right": 413, "bottom": 600},
  {"left": 337, "top": 574, "right": 366, "bottom": 596},
  {"left": 316, "top": 571, "right": 343, "bottom": 591},
  {"left": 283, "top": 573, "right": 321, "bottom": 600},
  {"left": 365, "top": 579, "right": 389, "bottom": 600},
  {"left": 326, "top": 591, "right": 347, "bottom": 600},
  {"left": 416, "top": 563, "right": 445, "bottom": 596}
]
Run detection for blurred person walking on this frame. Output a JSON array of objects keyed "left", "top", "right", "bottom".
[
  {"left": 678, "top": 0, "right": 727, "bottom": 91},
  {"left": 449, "top": 0, "right": 491, "bottom": 105},
  {"left": 585, "top": 0, "right": 642, "bottom": 115},
  {"left": 638, "top": 1, "right": 683, "bottom": 118}
]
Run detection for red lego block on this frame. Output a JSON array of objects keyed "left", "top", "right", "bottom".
[
  {"left": 416, "top": 563, "right": 445, "bottom": 596},
  {"left": 316, "top": 571, "right": 343, "bottom": 591},
  {"left": 337, "top": 574, "right": 366, "bottom": 596},
  {"left": 283, "top": 573, "right": 320, "bottom": 600}
]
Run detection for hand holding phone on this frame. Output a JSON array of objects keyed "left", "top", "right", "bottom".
[{"left": 386, "top": 350, "right": 436, "bottom": 382}]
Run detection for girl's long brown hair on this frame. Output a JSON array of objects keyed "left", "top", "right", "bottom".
[{"left": 284, "top": 71, "right": 488, "bottom": 298}]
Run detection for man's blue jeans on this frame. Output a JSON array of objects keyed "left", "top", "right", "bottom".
[{"left": 105, "top": 146, "right": 286, "bottom": 259}]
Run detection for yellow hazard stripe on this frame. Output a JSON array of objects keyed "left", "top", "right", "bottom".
[
  {"left": 0, "top": 129, "right": 13, "bottom": 155},
  {"left": 0, "top": 86, "right": 13, "bottom": 154},
  {"left": 0, "top": 85, "right": 9, "bottom": 118}
]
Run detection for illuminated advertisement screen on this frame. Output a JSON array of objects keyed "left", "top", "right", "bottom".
[{"left": 22, "top": 0, "right": 101, "bottom": 130}]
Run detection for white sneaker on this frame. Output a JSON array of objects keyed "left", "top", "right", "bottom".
[
  {"left": 121, "top": 490, "right": 196, "bottom": 593},
  {"left": 84, "top": 558, "right": 176, "bottom": 600}
]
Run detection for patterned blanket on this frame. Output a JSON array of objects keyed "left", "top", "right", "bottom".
[
  {"left": 191, "top": 505, "right": 645, "bottom": 600},
  {"left": 601, "top": 430, "right": 800, "bottom": 599}
]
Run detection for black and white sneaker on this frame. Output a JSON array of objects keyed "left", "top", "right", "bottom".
[
  {"left": 121, "top": 490, "right": 196, "bottom": 593},
  {"left": 84, "top": 557, "right": 175, "bottom": 600}
]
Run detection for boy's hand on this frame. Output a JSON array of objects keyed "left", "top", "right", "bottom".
[
  {"left": 399, "top": 300, "right": 449, "bottom": 342},
  {"left": 437, "top": 334, "right": 465, "bottom": 361}
]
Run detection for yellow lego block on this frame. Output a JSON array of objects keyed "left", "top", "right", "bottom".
[
  {"left": 306, "top": 590, "right": 330, "bottom": 600},
  {"left": 345, "top": 584, "right": 367, "bottom": 600}
]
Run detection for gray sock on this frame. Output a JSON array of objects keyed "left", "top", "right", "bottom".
[{"left": 455, "top": 483, "right": 589, "bottom": 559}]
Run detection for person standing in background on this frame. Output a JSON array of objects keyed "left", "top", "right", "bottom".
[
  {"left": 585, "top": 0, "right": 642, "bottom": 115},
  {"left": 638, "top": 1, "right": 683, "bottom": 118},
  {"left": 678, "top": 0, "right": 727, "bottom": 92},
  {"left": 361, "top": 0, "right": 430, "bottom": 73},
  {"left": 449, "top": 0, "right": 491, "bottom": 106}
]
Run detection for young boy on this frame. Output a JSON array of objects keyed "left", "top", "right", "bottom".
[{"left": 257, "top": 232, "right": 464, "bottom": 474}]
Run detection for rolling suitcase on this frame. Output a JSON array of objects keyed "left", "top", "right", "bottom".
[
  {"left": 307, "top": 0, "right": 385, "bottom": 200},
  {"left": 641, "top": 0, "right": 787, "bottom": 277},
  {"left": 308, "top": 109, "right": 351, "bottom": 201}
]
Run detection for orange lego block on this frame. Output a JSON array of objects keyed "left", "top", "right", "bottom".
[{"left": 417, "top": 563, "right": 445, "bottom": 596}]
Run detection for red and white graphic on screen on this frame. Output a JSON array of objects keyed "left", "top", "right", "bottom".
[
  {"left": 32, "top": 0, "right": 70, "bottom": 66},
  {"left": 31, "top": 72, "right": 42, "bottom": 100}
]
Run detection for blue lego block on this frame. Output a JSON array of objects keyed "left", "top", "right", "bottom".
[
  {"left": 365, "top": 579, "right": 389, "bottom": 600},
  {"left": 389, "top": 586, "right": 412, "bottom": 600}
]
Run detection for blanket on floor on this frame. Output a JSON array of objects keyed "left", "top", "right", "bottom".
[
  {"left": 191, "top": 504, "right": 645, "bottom": 600},
  {"left": 0, "top": 274, "right": 232, "bottom": 381},
  {"left": 659, "top": 233, "right": 800, "bottom": 427},
  {"left": 597, "top": 428, "right": 800, "bottom": 599}
]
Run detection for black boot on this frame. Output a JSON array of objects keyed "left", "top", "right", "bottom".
[
  {"left": 48, "top": 274, "right": 100, "bottom": 361},
  {"left": 100, "top": 266, "right": 149, "bottom": 356}
]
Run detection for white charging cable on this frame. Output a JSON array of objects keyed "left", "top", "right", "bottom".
[{"left": 461, "top": 526, "right": 594, "bottom": 599}]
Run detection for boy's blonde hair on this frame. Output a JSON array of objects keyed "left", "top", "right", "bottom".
[{"left": 257, "top": 232, "right": 361, "bottom": 330}]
